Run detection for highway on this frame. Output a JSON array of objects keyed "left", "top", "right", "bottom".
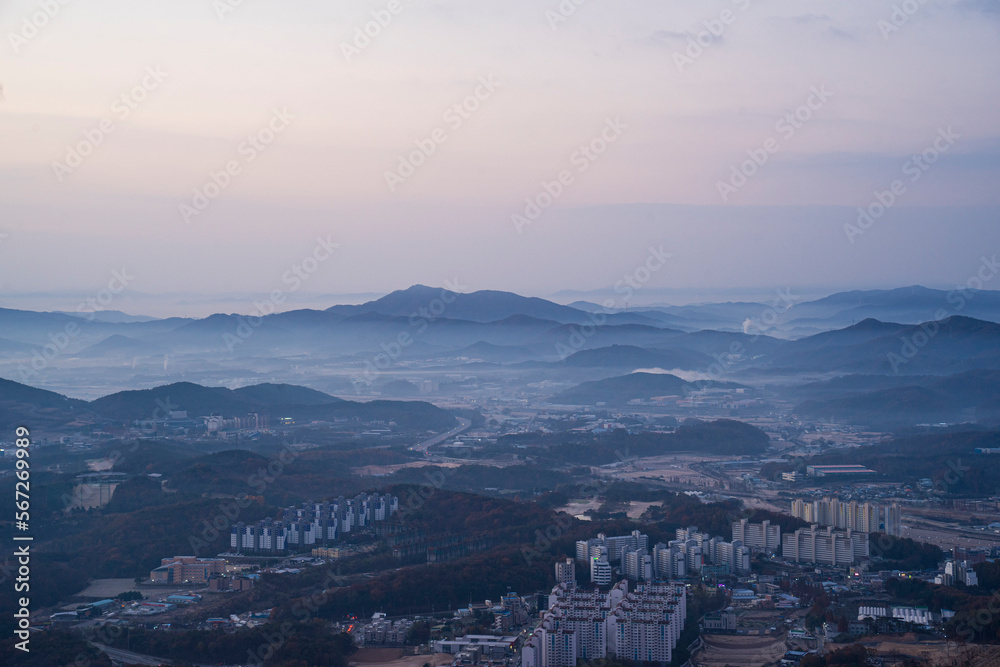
[
  {"left": 95, "top": 643, "right": 173, "bottom": 666},
  {"left": 412, "top": 417, "right": 472, "bottom": 454}
]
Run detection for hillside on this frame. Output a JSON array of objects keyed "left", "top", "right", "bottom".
[
  {"left": 326, "top": 285, "right": 595, "bottom": 324},
  {"left": 763, "top": 430, "right": 1000, "bottom": 496},
  {"left": 0, "top": 379, "right": 456, "bottom": 432},
  {"left": 0, "top": 377, "right": 93, "bottom": 430},
  {"left": 792, "top": 369, "right": 1000, "bottom": 427},
  {"left": 551, "top": 372, "right": 743, "bottom": 406}
]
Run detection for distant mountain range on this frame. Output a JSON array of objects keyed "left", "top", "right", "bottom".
[
  {"left": 551, "top": 372, "right": 745, "bottom": 406},
  {"left": 4, "top": 284, "right": 999, "bottom": 355},
  {"left": 0, "top": 378, "right": 456, "bottom": 432},
  {"left": 3, "top": 284, "right": 1000, "bottom": 429},
  {"left": 793, "top": 369, "right": 1000, "bottom": 428}
]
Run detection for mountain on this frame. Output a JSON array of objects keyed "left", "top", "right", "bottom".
[
  {"left": 0, "top": 377, "right": 93, "bottom": 429},
  {"left": 785, "top": 286, "right": 1000, "bottom": 329},
  {"left": 795, "top": 386, "right": 962, "bottom": 428},
  {"left": 551, "top": 372, "right": 743, "bottom": 406},
  {"left": 0, "top": 377, "right": 88, "bottom": 410},
  {"left": 786, "top": 318, "right": 909, "bottom": 350},
  {"left": 89, "top": 382, "right": 263, "bottom": 419},
  {"left": 769, "top": 316, "right": 1000, "bottom": 374},
  {"left": 326, "top": 285, "right": 604, "bottom": 324},
  {"left": 792, "top": 369, "right": 1000, "bottom": 427},
  {"left": 230, "top": 383, "right": 342, "bottom": 406},
  {"left": 0, "top": 379, "right": 456, "bottom": 432},
  {"left": 640, "top": 301, "right": 776, "bottom": 332},
  {"left": 787, "top": 374, "right": 925, "bottom": 402}
]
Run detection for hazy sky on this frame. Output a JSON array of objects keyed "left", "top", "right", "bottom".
[{"left": 1, "top": 0, "right": 999, "bottom": 314}]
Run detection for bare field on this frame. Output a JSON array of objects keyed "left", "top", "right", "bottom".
[
  {"left": 627, "top": 501, "right": 662, "bottom": 519},
  {"left": 608, "top": 454, "right": 727, "bottom": 488},
  {"left": 75, "top": 578, "right": 143, "bottom": 599},
  {"left": 738, "top": 496, "right": 786, "bottom": 513},
  {"left": 350, "top": 649, "right": 453, "bottom": 667},
  {"left": 862, "top": 636, "right": 999, "bottom": 665},
  {"left": 352, "top": 461, "right": 463, "bottom": 476},
  {"left": 557, "top": 498, "right": 602, "bottom": 517},
  {"left": 692, "top": 634, "right": 787, "bottom": 667}
]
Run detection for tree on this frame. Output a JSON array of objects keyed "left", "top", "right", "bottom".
[{"left": 407, "top": 621, "right": 431, "bottom": 646}]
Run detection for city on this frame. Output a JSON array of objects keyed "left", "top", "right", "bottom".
[{"left": 2, "top": 1, "right": 1000, "bottom": 666}]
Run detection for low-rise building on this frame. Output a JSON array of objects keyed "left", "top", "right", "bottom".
[
  {"left": 150, "top": 557, "right": 227, "bottom": 584},
  {"left": 702, "top": 607, "right": 737, "bottom": 632}
]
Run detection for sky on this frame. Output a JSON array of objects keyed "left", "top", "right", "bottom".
[{"left": 1, "top": 0, "right": 999, "bottom": 316}]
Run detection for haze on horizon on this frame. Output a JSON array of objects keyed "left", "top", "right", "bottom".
[{"left": 2, "top": 0, "right": 999, "bottom": 308}]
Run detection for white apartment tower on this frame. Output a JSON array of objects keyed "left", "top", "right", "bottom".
[
  {"left": 524, "top": 581, "right": 686, "bottom": 667},
  {"left": 555, "top": 558, "right": 575, "bottom": 584}
]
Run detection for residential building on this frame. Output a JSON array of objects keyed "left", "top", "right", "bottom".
[
  {"left": 575, "top": 531, "right": 649, "bottom": 564},
  {"left": 790, "top": 497, "right": 902, "bottom": 537},
  {"left": 590, "top": 557, "right": 613, "bottom": 586},
  {"left": 938, "top": 560, "right": 979, "bottom": 587},
  {"left": 781, "top": 525, "right": 869, "bottom": 566},
  {"left": 363, "top": 618, "right": 413, "bottom": 646},
  {"left": 652, "top": 543, "right": 686, "bottom": 580},
  {"left": 732, "top": 519, "right": 780, "bottom": 553},
  {"left": 623, "top": 548, "right": 652, "bottom": 582},
  {"left": 523, "top": 581, "right": 686, "bottom": 667},
  {"left": 555, "top": 558, "right": 575, "bottom": 584},
  {"left": 230, "top": 493, "right": 398, "bottom": 554}
]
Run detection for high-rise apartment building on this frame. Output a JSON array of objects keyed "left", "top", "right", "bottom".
[
  {"left": 781, "top": 525, "right": 869, "bottom": 566},
  {"left": 523, "top": 581, "right": 686, "bottom": 667},
  {"left": 790, "top": 497, "right": 901, "bottom": 536},
  {"left": 732, "top": 519, "right": 781, "bottom": 553},
  {"left": 555, "top": 558, "right": 575, "bottom": 584}
]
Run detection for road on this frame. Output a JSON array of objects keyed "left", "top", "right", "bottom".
[
  {"left": 94, "top": 643, "right": 173, "bottom": 666},
  {"left": 412, "top": 417, "right": 471, "bottom": 454}
]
